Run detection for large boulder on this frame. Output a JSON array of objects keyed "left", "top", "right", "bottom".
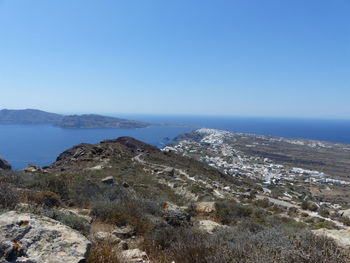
[
  {"left": 162, "top": 202, "right": 191, "bottom": 227},
  {"left": 23, "top": 164, "right": 42, "bottom": 173},
  {"left": 0, "top": 211, "right": 91, "bottom": 263},
  {"left": 0, "top": 157, "right": 11, "bottom": 170},
  {"left": 196, "top": 219, "right": 222, "bottom": 234}
]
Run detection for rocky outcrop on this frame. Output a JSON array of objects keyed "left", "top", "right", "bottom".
[
  {"left": 121, "top": 248, "right": 150, "bottom": 263},
  {"left": 0, "top": 157, "right": 11, "bottom": 170},
  {"left": 101, "top": 176, "right": 115, "bottom": 185},
  {"left": 196, "top": 219, "right": 222, "bottom": 234},
  {"left": 0, "top": 211, "right": 91, "bottom": 263},
  {"left": 193, "top": 202, "right": 216, "bottom": 215},
  {"left": 162, "top": 202, "right": 191, "bottom": 227},
  {"left": 50, "top": 137, "right": 159, "bottom": 172},
  {"left": 23, "top": 164, "right": 42, "bottom": 173}
]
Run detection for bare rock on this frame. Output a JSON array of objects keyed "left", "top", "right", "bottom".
[
  {"left": 93, "top": 231, "right": 121, "bottom": 244},
  {"left": 112, "top": 225, "right": 135, "bottom": 239},
  {"left": 101, "top": 176, "right": 115, "bottom": 185},
  {"left": 118, "top": 241, "right": 129, "bottom": 250},
  {"left": 0, "top": 157, "right": 11, "bottom": 170},
  {"left": 193, "top": 202, "right": 216, "bottom": 215},
  {"left": 162, "top": 202, "right": 191, "bottom": 227},
  {"left": 163, "top": 167, "right": 175, "bottom": 176},
  {"left": 23, "top": 164, "right": 42, "bottom": 173},
  {"left": 196, "top": 219, "right": 222, "bottom": 234},
  {"left": 0, "top": 211, "right": 91, "bottom": 263},
  {"left": 121, "top": 248, "right": 149, "bottom": 263},
  {"left": 59, "top": 208, "right": 93, "bottom": 223}
]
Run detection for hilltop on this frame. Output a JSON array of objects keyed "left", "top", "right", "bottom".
[
  {"left": 0, "top": 109, "right": 150, "bottom": 128},
  {"left": 1, "top": 134, "right": 350, "bottom": 262}
]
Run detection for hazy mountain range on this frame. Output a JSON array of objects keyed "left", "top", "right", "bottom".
[{"left": 0, "top": 109, "right": 150, "bottom": 129}]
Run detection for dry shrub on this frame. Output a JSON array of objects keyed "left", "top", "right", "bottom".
[
  {"left": 41, "top": 208, "right": 91, "bottom": 235},
  {"left": 87, "top": 241, "right": 124, "bottom": 263},
  {"left": 143, "top": 219, "right": 350, "bottom": 263},
  {"left": 22, "top": 190, "right": 61, "bottom": 208},
  {"left": 92, "top": 199, "right": 155, "bottom": 235},
  {"left": 27, "top": 173, "right": 69, "bottom": 199},
  {"left": 254, "top": 198, "right": 272, "bottom": 208},
  {"left": 339, "top": 216, "right": 350, "bottom": 226},
  {"left": 214, "top": 200, "right": 266, "bottom": 225},
  {"left": 216, "top": 222, "right": 349, "bottom": 263},
  {"left": 143, "top": 227, "right": 230, "bottom": 263},
  {"left": 0, "top": 183, "right": 19, "bottom": 209}
]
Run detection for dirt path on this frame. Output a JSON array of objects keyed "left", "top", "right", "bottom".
[{"left": 133, "top": 153, "right": 350, "bottom": 230}]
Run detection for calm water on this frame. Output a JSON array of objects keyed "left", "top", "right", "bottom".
[{"left": 1, "top": 115, "right": 350, "bottom": 170}]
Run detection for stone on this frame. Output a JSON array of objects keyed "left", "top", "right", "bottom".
[
  {"left": 196, "top": 219, "right": 222, "bottom": 234},
  {"left": 121, "top": 249, "right": 149, "bottom": 263},
  {"left": 0, "top": 211, "right": 91, "bottom": 263},
  {"left": 101, "top": 176, "right": 115, "bottom": 185},
  {"left": 23, "top": 164, "right": 42, "bottom": 173},
  {"left": 0, "top": 157, "right": 11, "bottom": 170},
  {"left": 193, "top": 202, "right": 216, "bottom": 214},
  {"left": 93, "top": 231, "right": 121, "bottom": 244},
  {"left": 122, "top": 182, "right": 130, "bottom": 188},
  {"left": 112, "top": 225, "right": 135, "bottom": 239},
  {"left": 162, "top": 202, "right": 191, "bottom": 227},
  {"left": 118, "top": 241, "right": 129, "bottom": 250},
  {"left": 163, "top": 167, "right": 175, "bottom": 176},
  {"left": 59, "top": 208, "right": 93, "bottom": 223}
]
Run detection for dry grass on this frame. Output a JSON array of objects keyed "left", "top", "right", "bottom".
[
  {"left": 87, "top": 240, "right": 125, "bottom": 263},
  {"left": 22, "top": 190, "right": 61, "bottom": 208},
  {"left": 91, "top": 199, "right": 156, "bottom": 235},
  {"left": 0, "top": 183, "right": 19, "bottom": 209},
  {"left": 142, "top": 218, "right": 350, "bottom": 263}
]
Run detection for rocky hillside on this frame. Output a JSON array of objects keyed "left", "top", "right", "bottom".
[
  {"left": 0, "top": 109, "right": 62, "bottom": 124},
  {"left": 1, "top": 136, "right": 350, "bottom": 262},
  {"left": 0, "top": 109, "right": 150, "bottom": 128},
  {"left": 166, "top": 128, "right": 350, "bottom": 205},
  {"left": 58, "top": 114, "right": 150, "bottom": 129},
  {"left": 0, "top": 157, "right": 11, "bottom": 170}
]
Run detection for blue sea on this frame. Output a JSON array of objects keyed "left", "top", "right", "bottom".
[{"left": 1, "top": 115, "right": 350, "bottom": 170}]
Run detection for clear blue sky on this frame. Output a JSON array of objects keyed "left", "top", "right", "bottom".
[{"left": 0, "top": 0, "right": 349, "bottom": 118}]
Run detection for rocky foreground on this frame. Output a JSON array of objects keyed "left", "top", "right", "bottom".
[
  {"left": 1, "top": 133, "right": 350, "bottom": 262},
  {"left": 0, "top": 211, "right": 90, "bottom": 263}
]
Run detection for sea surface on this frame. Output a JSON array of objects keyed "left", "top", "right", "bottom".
[{"left": 1, "top": 115, "right": 350, "bottom": 170}]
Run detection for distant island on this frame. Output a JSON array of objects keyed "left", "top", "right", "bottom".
[{"left": 0, "top": 109, "right": 151, "bottom": 129}]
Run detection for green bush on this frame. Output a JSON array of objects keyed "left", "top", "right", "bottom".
[
  {"left": 41, "top": 208, "right": 90, "bottom": 235},
  {"left": 301, "top": 200, "right": 318, "bottom": 212},
  {"left": 318, "top": 207, "right": 330, "bottom": 218},
  {"left": 215, "top": 200, "right": 266, "bottom": 225},
  {"left": 91, "top": 198, "right": 156, "bottom": 235}
]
